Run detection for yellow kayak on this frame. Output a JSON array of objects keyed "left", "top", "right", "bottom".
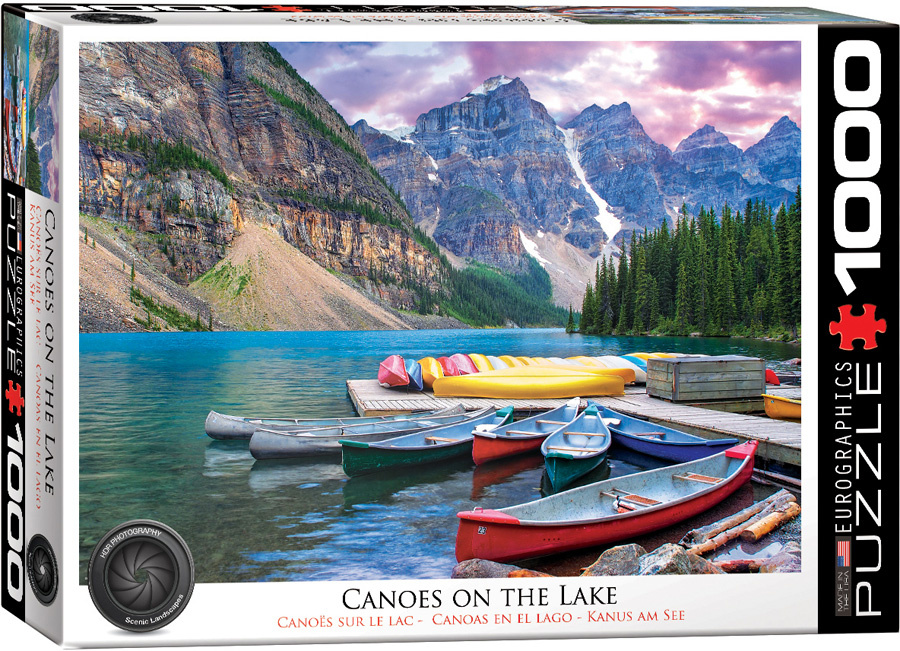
[
  {"left": 531, "top": 357, "right": 553, "bottom": 365},
  {"left": 515, "top": 356, "right": 538, "bottom": 366},
  {"left": 499, "top": 355, "right": 526, "bottom": 367},
  {"left": 627, "top": 352, "right": 653, "bottom": 360},
  {"left": 762, "top": 394, "right": 801, "bottom": 420},
  {"left": 539, "top": 363, "right": 635, "bottom": 384},
  {"left": 418, "top": 357, "right": 445, "bottom": 389},
  {"left": 567, "top": 356, "right": 600, "bottom": 366},
  {"left": 649, "top": 352, "right": 677, "bottom": 358},
  {"left": 467, "top": 353, "right": 494, "bottom": 372},
  {"left": 433, "top": 367, "right": 625, "bottom": 399}
]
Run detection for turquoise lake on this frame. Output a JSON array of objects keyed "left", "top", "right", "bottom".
[{"left": 79, "top": 329, "right": 800, "bottom": 583}]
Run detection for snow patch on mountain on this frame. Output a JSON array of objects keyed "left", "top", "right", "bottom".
[
  {"left": 520, "top": 232, "right": 551, "bottom": 268},
  {"left": 466, "top": 75, "right": 514, "bottom": 98},
  {"left": 379, "top": 125, "right": 414, "bottom": 141},
  {"left": 558, "top": 126, "right": 621, "bottom": 242}
]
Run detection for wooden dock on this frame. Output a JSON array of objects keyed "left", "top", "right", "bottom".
[{"left": 346, "top": 379, "right": 801, "bottom": 467}]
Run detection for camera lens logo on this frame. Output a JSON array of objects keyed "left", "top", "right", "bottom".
[
  {"left": 72, "top": 13, "right": 157, "bottom": 25},
  {"left": 27, "top": 535, "right": 58, "bottom": 605},
  {"left": 88, "top": 521, "right": 194, "bottom": 632}
]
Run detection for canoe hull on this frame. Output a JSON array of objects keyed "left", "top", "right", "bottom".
[
  {"left": 544, "top": 452, "right": 607, "bottom": 492},
  {"left": 205, "top": 408, "right": 456, "bottom": 441},
  {"left": 250, "top": 429, "right": 398, "bottom": 459},
  {"left": 434, "top": 372, "right": 623, "bottom": 400},
  {"left": 599, "top": 406, "right": 739, "bottom": 462},
  {"left": 763, "top": 394, "right": 801, "bottom": 420},
  {"left": 342, "top": 439, "right": 473, "bottom": 477},
  {"left": 472, "top": 434, "right": 544, "bottom": 466},
  {"left": 456, "top": 444, "right": 756, "bottom": 563},
  {"left": 378, "top": 355, "right": 409, "bottom": 387},
  {"left": 249, "top": 411, "right": 473, "bottom": 460},
  {"left": 611, "top": 433, "right": 738, "bottom": 463}
]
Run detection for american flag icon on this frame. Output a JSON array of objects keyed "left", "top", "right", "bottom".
[{"left": 836, "top": 539, "right": 851, "bottom": 567}]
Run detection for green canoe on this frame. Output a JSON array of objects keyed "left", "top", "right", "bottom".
[
  {"left": 540, "top": 405, "right": 611, "bottom": 492},
  {"left": 341, "top": 406, "right": 514, "bottom": 477}
]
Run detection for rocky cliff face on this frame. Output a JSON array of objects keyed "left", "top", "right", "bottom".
[
  {"left": 79, "top": 42, "right": 445, "bottom": 317},
  {"left": 745, "top": 116, "right": 802, "bottom": 191},
  {"left": 355, "top": 77, "right": 800, "bottom": 305},
  {"left": 568, "top": 105, "right": 796, "bottom": 228},
  {"left": 563, "top": 102, "right": 674, "bottom": 230},
  {"left": 352, "top": 75, "right": 611, "bottom": 270}
]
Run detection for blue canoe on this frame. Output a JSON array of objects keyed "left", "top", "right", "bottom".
[
  {"left": 405, "top": 359, "right": 424, "bottom": 391},
  {"left": 596, "top": 405, "right": 739, "bottom": 462},
  {"left": 540, "top": 405, "right": 611, "bottom": 492}
]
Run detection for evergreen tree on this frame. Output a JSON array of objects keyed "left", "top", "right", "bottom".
[
  {"left": 580, "top": 283, "right": 595, "bottom": 333},
  {"left": 565, "top": 306, "right": 575, "bottom": 334},
  {"left": 615, "top": 247, "right": 631, "bottom": 333}
]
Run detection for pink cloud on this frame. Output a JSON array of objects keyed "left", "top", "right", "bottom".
[{"left": 274, "top": 41, "right": 800, "bottom": 150}]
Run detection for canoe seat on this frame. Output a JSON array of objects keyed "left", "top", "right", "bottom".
[
  {"left": 425, "top": 436, "right": 457, "bottom": 444},
  {"left": 673, "top": 472, "right": 722, "bottom": 485},
  {"left": 536, "top": 420, "right": 567, "bottom": 426},
  {"left": 547, "top": 445, "right": 594, "bottom": 453},
  {"left": 622, "top": 493, "right": 661, "bottom": 506},
  {"left": 600, "top": 490, "right": 660, "bottom": 510},
  {"left": 505, "top": 429, "right": 543, "bottom": 436},
  {"left": 633, "top": 431, "right": 666, "bottom": 438},
  {"left": 564, "top": 431, "right": 605, "bottom": 437}
]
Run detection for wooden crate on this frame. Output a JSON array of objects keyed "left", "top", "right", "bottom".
[{"left": 646, "top": 355, "right": 766, "bottom": 402}]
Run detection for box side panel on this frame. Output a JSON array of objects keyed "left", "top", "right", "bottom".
[
  {"left": 817, "top": 22, "right": 899, "bottom": 633},
  {"left": 2, "top": 5, "right": 62, "bottom": 642}
]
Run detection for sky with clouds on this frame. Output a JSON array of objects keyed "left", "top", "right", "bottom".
[{"left": 274, "top": 41, "right": 800, "bottom": 150}]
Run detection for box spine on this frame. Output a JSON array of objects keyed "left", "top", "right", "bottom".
[
  {"left": 817, "top": 21, "right": 899, "bottom": 633},
  {"left": 2, "top": 7, "right": 63, "bottom": 643}
]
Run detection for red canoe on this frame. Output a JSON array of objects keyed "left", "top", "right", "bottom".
[
  {"left": 437, "top": 356, "right": 461, "bottom": 377},
  {"left": 765, "top": 369, "right": 781, "bottom": 385},
  {"left": 450, "top": 353, "right": 479, "bottom": 375},
  {"left": 471, "top": 398, "right": 580, "bottom": 466},
  {"left": 456, "top": 441, "right": 758, "bottom": 563},
  {"left": 377, "top": 355, "right": 409, "bottom": 388}
]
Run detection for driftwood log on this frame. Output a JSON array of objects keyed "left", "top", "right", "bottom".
[
  {"left": 712, "top": 559, "right": 764, "bottom": 573},
  {"left": 681, "top": 489, "right": 799, "bottom": 555},
  {"left": 740, "top": 502, "right": 802, "bottom": 542},
  {"left": 680, "top": 489, "right": 795, "bottom": 547}
]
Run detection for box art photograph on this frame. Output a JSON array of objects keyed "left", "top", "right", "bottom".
[
  {"left": 76, "top": 36, "right": 802, "bottom": 583},
  {"left": 1, "top": 2, "right": 897, "bottom": 648}
]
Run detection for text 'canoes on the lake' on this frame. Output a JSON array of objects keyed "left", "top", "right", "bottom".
[{"left": 455, "top": 440, "right": 758, "bottom": 563}]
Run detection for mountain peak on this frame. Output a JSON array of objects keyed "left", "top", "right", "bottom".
[
  {"left": 768, "top": 115, "right": 800, "bottom": 136},
  {"left": 675, "top": 125, "right": 731, "bottom": 153},
  {"left": 465, "top": 75, "right": 516, "bottom": 98}
]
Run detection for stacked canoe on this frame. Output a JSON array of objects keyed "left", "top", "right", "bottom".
[{"left": 375, "top": 351, "right": 696, "bottom": 399}]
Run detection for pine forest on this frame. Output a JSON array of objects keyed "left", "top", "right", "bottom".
[{"left": 574, "top": 188, "right": 802, "bottom": 340}]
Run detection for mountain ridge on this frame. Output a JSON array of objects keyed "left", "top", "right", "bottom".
[{"left": 354, "top": 74, "right": 799, "bottom": 306}]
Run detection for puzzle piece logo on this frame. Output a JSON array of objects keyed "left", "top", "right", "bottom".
[
  {"left": 828, "top": 304, "right": 887, "bottom": 351},
  {"left": 6, "top": 380, "right": 24, "bottom": 416}
]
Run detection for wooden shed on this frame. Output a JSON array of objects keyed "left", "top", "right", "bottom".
[{"left": 646, "top": 355, "right": 766, "bottom": 402}]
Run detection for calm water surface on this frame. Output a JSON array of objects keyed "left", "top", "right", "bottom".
[{"left": 79, "top": 329, "right": 800, "bottom": 583}]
